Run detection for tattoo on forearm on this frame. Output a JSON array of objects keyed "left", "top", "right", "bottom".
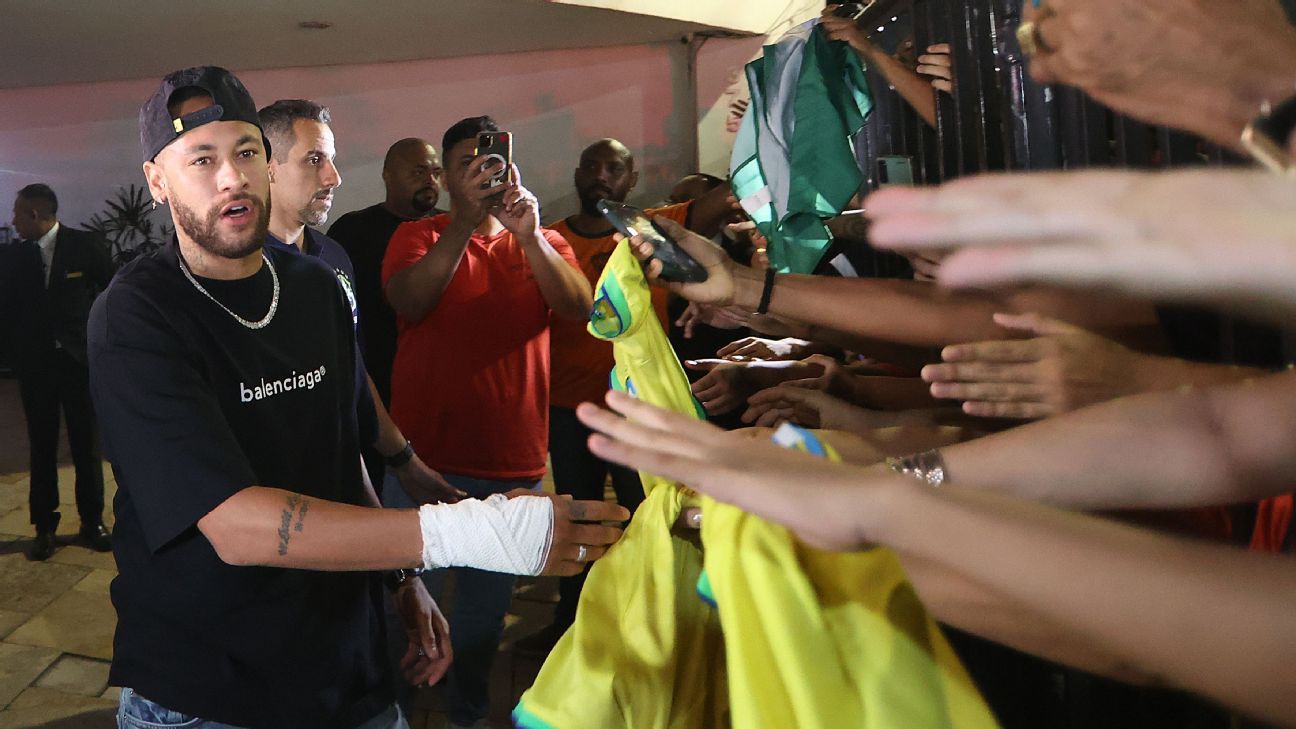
[{"left": 277, "top": 494, "right": 309, "bottom": 556}]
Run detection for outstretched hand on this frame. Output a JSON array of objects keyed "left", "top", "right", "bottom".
[
  {"left": 577, "top": 390, "right": 883, "bottom": 550},
  {"left": 921, "top": 312, "right": 1142, "bottom": 419},
  {"left": 865, "top": 168, "right": 1296, "bottom": 324},
  {"left": 506, "top": 491, "right": 630, "bottom": 577},
  {"left": 627, "top": 216, "right": 747, "bottom": 306}
]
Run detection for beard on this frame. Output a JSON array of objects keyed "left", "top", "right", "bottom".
[
  {"left": 578, "top": 185, "right": 616, "bottom": 216},
  {"left": 410, "top": 186, "right": 439, "bottom": 214},
  {"left": 173, "top": 191, "right": 269, "bottom": 260},
  {"left": 299, "top": 190, "right": 333, "bottom": 227}
]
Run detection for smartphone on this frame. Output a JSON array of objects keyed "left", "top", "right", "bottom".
[
  {"left": 876, "top": 155, "right": 915, "bottom": 186},
  {"left": 832, "top": 2, "right": 869, "bottom": 20},
  {"left": 597, "top": 199, "right": 709, "bottom": 283},
  {"left": 474, "top": 131, "right": 512, "bottom": 194}
]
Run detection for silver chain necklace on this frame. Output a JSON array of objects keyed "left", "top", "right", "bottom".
[{"left": 178, "top": 251, "right": 280, "bottom": 330}]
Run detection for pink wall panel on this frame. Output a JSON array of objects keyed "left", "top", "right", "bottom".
[{"left": 0, "top": 42, "right": 701, "bottom": 239}]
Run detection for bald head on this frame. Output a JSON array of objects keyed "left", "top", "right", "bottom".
[
  {"left": 580, "top": 138, "right": 634, "bottom": 171},
  {"left": 382, "top": 137, "right": 442, "bottom": 218},
  {"left": 574, "top": 138, "right": 638, "bottom": 215},
  {"left": 669, "top": 173, "right": 724, "bottom": 204}
]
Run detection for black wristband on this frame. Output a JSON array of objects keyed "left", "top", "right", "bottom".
[
  {"left": 756, "top": 267, "right": 777, "bottom": 315},
  {"left": 383, "top": 440, "right": 415, "bottom": 468},
  {"left": 383, "top": 567, "right": 425, "bottom": 593}
]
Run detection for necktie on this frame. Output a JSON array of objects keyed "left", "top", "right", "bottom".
[{"left": 18, "top": 240, "right": 42, "bottom": 284}]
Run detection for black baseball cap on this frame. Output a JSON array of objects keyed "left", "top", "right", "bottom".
[{"left": 139, "top": 65, "right": 270, "bottom": 163}]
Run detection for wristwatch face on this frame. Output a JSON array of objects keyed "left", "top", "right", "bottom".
[{"left": 383, "top": 569, "right": 409, "bottom": 592}]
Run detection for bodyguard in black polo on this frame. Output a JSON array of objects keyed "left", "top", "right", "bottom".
[{"left": 6, "top": 183, "right": 114, "bottom": 561}]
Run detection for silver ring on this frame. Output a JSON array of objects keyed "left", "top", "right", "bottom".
[{"left": 575, "top": 544, "right": 588, "bottom": 563}]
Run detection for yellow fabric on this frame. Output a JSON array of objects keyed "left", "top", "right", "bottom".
[
  {"left": 701, "top": 425, "right": 999, "bottom": 729},
  {"left": 516, "top": 240, "right": 725, "bottom": 729},
  {"left": 518, "top": 240, "right": 997, "bottom": 729}
]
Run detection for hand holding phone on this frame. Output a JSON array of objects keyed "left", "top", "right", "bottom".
[
  {"left": 474, "top": 131, "right": 512, "bottom": 197},
  {"left": 831, "top": 2, "right": 868, "bottom": 20},
  {"left": 597, "top": 200, "right": 709, "bottom": 283}
]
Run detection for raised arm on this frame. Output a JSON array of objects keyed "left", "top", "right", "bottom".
[
  {"left": 922, "top": 312, "right": 1270, "bottom": 419},
  {"left": 821, "top": 7, "right": 937, "bottom": 128},
  {"left": 384, "top": 154, "right": 504, "bottom": 322},
  {"left": 643, "top": 216, "right": 1155, "bottom": 349},
  {"left": 936, "top": 368, "right": 1296, "bottom": 509},
  {"left": 497, "top": 166, "right": 591, "bottom": 321},
  {"left": 383, "top": 217, "right": 475, "bottom": 323},
  {"left": 575, "top": 390, "right": 1296, "bottom": 727}
]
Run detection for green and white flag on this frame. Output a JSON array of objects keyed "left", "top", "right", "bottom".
[{"left": 730, "top": 20, "right": 873, "bottom": 274}]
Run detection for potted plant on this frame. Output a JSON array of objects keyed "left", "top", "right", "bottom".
[{"left": 83, "top": 183, "right": 172, "bottom": 265}]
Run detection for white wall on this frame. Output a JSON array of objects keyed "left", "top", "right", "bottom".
[
  {"left": 0, "top": 40, "right": 704, "bottom": 241},
  {"left": 694, "top": 0, "right": 824, "bottom": 178}
]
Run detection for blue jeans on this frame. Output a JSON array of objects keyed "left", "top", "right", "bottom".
[
  {"left": 116, "top": 687, "right": 408, "bottom": 729},
  {"left": 383, "top": 471, "right": 540, "bottom": 726}
]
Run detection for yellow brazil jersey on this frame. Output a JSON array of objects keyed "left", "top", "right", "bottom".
[
  {"left": 701, "top": 424, "right": 999, "bottom": 729},
  {"left": 516, "top": 240, "right": 997, "bottom": 729},
  {"left": 516, "top": 239, "right": 725, "bottom": 729}
]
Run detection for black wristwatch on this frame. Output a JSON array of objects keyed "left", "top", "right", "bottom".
[
  {"left": 1241, "top": 92, "right": 1296, "bottom": 174},
  {"left": 383, "top": 439, "right": 415, "bottom": 469},
  {"left": 383, "top": 567, "right": 424, "bottom": 593}
]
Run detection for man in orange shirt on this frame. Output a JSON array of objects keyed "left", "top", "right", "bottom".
[
  {"left": 519, "top": 138, "right": 734, "bottom": 654},
  {"left": 381, "top": 116, "right": 591, "bottom": 729}
]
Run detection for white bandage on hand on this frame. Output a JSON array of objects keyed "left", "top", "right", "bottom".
[{"left": 418, "top": 494, "right": 554, "bottom": 575}]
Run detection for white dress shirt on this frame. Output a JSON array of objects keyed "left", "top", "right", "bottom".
[{"left": 34, "top": 221, "right": 60, "bottom": 287}]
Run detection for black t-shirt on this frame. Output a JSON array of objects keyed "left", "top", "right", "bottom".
[
  {"left": 266, "top": 227, "right": 378, "bottom": 448},
  {"left": 88, "top": 240, "right": 392, "bottom": 729},
  {"left": 328, "top": 204, "right": 441, "bottom": 406}
]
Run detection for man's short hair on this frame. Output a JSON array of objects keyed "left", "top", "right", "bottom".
[
  {"left": 17, "top": 183, "right": 58, "bottom": 218},
  {"left": 166, "top": 86, "right": 215, "bottom": 119},
  {"left": 688, "top": 173, "right": 725, "bottom": 191},
  {"left": 257, "top": 100, "right": 332, "bottom": 161},
  {"left": 441, "top": 116, "right": 499, "bottom": 158}
]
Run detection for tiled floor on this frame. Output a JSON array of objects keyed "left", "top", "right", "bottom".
[{"left": 0, "top": 376, "right": 555, "bottom": 728}]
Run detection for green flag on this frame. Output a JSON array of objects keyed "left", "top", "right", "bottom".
[{"left": 731, "top": 21, "right": 873, "bottom": 273}]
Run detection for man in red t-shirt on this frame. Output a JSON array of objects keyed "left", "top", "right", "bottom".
[{"left": 382, "top": 116, "right": 590, "bottom": 729}]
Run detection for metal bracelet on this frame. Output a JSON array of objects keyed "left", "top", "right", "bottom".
[{"left": 885, "top": 449, "right": 948, "bottom": 488}]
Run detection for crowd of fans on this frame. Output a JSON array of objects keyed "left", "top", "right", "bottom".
[{"left": 5, "top": 0, "right": 1296, "bottom": 726}]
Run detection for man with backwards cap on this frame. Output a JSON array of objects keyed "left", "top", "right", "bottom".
[{"left": 90, "top": 66, "right": 626, "bottom": 729}]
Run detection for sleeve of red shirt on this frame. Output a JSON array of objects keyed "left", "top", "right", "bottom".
[
  {"left": 380, "top": 219, "right": 437, "bottom": 287},
  {"left": 543, "top": 227, "right": 580, "bottom": 270}
]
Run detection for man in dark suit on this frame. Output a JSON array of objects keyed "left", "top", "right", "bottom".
[{"left": 7, "top": 183, "right": 115, "bottom": 560}]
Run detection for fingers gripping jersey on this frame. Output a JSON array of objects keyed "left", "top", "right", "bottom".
[{"left": 701, "top": 425, "right": 1000, "bottom": 729}]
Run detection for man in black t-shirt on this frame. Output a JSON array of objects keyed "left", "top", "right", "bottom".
[
  {"left": 94, "top": 66, "right": 626, "bottom": 729},
  {"left": 329, "top": 138, "right": 445, "bottom": 493},
  {"left": 328, "top": 137, "right": 445, "bottom": 410}
]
